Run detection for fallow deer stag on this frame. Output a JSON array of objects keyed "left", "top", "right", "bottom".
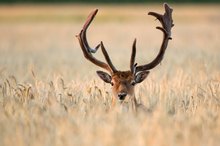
[{"left": 76, "top": 3, "right": 174, "bottom": 113}]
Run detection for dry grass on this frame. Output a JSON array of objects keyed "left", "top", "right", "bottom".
[{"left": 0, "top": 4, "right": 220, "bottom": 146}]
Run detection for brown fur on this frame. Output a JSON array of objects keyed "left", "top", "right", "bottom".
[{"left": 111, "top": 71, "right": 134, "bottom": 100}]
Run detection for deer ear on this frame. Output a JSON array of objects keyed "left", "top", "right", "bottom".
[
  {"left": 96, "top": 71, "right": 112, "bottom": 84},
  {"left": 135, "top": 71, "right": 150, "bottom": 84}
]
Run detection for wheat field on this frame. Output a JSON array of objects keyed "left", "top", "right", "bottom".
[{"left": 0, "top": 4, "right": 220, "bottom": 146}]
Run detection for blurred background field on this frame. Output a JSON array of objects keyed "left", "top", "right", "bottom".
[
  {"left": 0, "top": 4, "right": 219, "bottom": 80},
  {"left": 0, "top": 3, "right": 220, "bottom": 146}
]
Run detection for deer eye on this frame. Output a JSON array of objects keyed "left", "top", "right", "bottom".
[{"left": 131, "top": 80, "right": 136, "bottom": 86}]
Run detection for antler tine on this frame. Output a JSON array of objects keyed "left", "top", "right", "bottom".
[
  {"left": 76, "top": 9, "right": 117, "bottom": 73},
  {"left": 136, "top": 3, "right": 174, "bottom": 72},
  {"left": 130, "top": 38, "right": 137, "bottom": 74},
  {"left": 100, "top": 42, "right": 117, "bottom": 73},
  {"left": 81, "top": 9, "right": 100, "bottom": 53}
]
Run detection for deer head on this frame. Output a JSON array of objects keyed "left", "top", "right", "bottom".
[{"left": 76, "top": 3, "right": 174, "bottom": 106}]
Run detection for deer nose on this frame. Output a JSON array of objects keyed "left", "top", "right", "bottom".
[{"left": 118, "top": 93, "right": 127, "bottom": 100}]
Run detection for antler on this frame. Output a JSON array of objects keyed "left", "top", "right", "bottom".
[
  {"left": 130, "top": 38, "right": 137, "bottom": 74},
  {"left": 76, "top": 9, "right": 117, "bottom": 74},
  {"left": 130, "top": 3, "right": 174, "bottom": 74}
]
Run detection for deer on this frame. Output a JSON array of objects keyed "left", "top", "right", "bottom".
[{"left": 76, "top": 3, "right": 174, "bottom": 113}]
